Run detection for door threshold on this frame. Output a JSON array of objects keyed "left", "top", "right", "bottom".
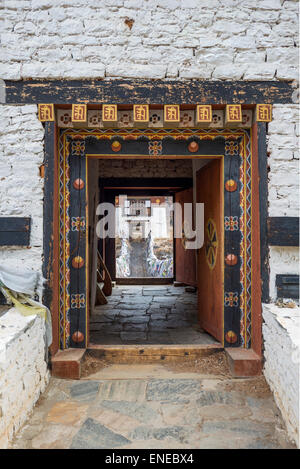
[
  {"left": 87, "top": 343, "right": 223, "bottom": 363},
  {"left": 50, "top": 345, "right": 263, "bottom": 379}
]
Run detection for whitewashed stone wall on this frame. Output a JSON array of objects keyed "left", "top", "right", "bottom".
[
  {"left": 0, "top": 105, "right": 46, "bottom": 449},
  {"left": 263, "top": 304, "right": 300, "bottom": 447},
  {"left": 0, "top": 0, "right": 298, "bottom": 81},
  {"left": 267, "top": 104, "right": 300, "bottom": 301},
  {"left": 268, "top": 105, "right": 299, "bottom": 218},
  {"left": 0, "top": 105, "right": 44, "bottom": 274},
  {"left": 0, "top": 308, "right": 50, "bottom": 449}
]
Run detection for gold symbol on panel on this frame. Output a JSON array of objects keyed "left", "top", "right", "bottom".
[
  {"left": 205, "top": 218, "right": 218, "bottom": 270},
  {"left": 102, "top": 104, "right": 117, "bottom": 122},
  {"left": 256, "top": 104, "right": 272, "bottom": 122},
  {"left": 133, "top": 105, "right": 149, "bottom": 123},
  {"left": 226, "top": 104, "right": 242, "bottom": 123},
  {"left": 72, "top": 104, "right": 87, "bottom": 122},
  {"left": 196, "top": 105, "right": 212, "bottom": 123},
  {"left": 164, "top": 105, "right": 180, "bottom": 123},
  {"left": 38, "top": 104, "right": 54, "bottom": 122}
]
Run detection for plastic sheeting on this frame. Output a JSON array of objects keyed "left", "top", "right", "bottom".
[{"left": 0, "top": 265, "right": 52, "bottom": 347}]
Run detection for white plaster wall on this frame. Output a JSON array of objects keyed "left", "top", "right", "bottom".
[
  {"left": 263, "top": 304, "right": 300, "bottom": 447},
  {"left": 0, "top": 0, "right": 298, "bottom": 81},
  {"left": 0, "top": 105, "right": 46, "bottom": 449},
  {"left": 267, "top": 104, "right": 299, "bottom": 301},
  {"left": 0, "top": 308, "right": 50, "bottom": 449},
  {"left": 268, "top": 104, "right": 299, "bottom": 218},
  {"left": 0, "top": 104, "right": 44, "bottom": 274}
]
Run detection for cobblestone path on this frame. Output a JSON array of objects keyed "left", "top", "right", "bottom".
[
  {"left": 130, "top": 240, "right": 148, "bottom": 277},
  {"left": 11, "top": 365, "right": 295, "bottom": 449}
]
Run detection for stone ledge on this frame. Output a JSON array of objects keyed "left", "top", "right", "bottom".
[
  {"left": 0, "top": 308, "right": 40, "bottom": 364},
  {"left": 263, "top": 304, "right": 300, "bottom": 349},
  {"left": 0, "top": 307, "right": 49, "bottom": 448},
  {"left": 262, "top": 303, "right": 300, "bottom": 448}
]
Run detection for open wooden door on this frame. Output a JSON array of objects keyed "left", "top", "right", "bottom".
[
  {"left": 175, "top": 187, "right": 197, "bottom": 286},
  {"left": 197, "top": 159, "right": 223, "bottom": 343}
]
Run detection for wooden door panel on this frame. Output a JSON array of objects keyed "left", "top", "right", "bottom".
[
  {"left": 175, "top": 187, "right": 197, "bottom": 286},
  {"left": 197, "top": 159, "right": 223, "bottom": 342}
]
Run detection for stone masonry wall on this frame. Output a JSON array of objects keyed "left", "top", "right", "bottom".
[
  {"left": 267, "top": 104, "right": 299, "bottom": 300},
  {"left": 0, "top": 105, "right": 44, "bottom": 274},
  {"left": 0, "top": 104, "right": 46, "bottom": 448},
  {"left": 0, "top": 0, "right": 298, "bottom": 81},
  {"left": 268, "top": 104, "right": 299, "bottom": 218},
  {"left": 0, "top": 308, "right": 50, "bottom": 449},
  {"left": 99, "top": 158, "right": 193, "bottom": 178}
]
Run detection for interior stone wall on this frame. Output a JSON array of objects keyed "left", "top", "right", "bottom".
[{"left": 98, "top": 158, "right": 193, "bottom": 178}]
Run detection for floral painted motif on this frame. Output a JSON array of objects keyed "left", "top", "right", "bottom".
[
  {"left": 148, "top": 140, "right": 162, "bottom": 156},
  {"left": 225, "top": 140, "right": 239, "bottom": 156},
  {"left": 71, "top": 294, "right": 86, "bottom": 309},
  {"left": 71, "top": 140, "right": 85, "bottom": 156},
  {"left": 224, "top": 292, "right": 239, "bottom": 307},
  {"left": 71, "top": 216, "right": 85, "bottom": 231},
  {"left": 224, "top": 216, "right": 239, "bottom": 231}
]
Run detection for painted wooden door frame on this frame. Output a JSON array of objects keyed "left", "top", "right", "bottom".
[
  {"left": 1, "top": 78, "right": 294, "bottom": 357},
  {"left": 43, "top": 126, "right": 264, "bottom": 356}
]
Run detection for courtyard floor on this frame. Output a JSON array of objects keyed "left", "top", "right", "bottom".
[
  {"left": 90, "top": 285, "right": 217, "bottom": 345},
  {"left": 11, "top": 363, "right": 295, "bottom": 449}
]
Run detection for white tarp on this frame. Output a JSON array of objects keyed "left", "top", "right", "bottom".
[{"left": 0, "top": 265, "right": 52, "bottom": 347}]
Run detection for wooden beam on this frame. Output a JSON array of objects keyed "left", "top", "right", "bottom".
[
  {"left": 0, "top": 217, "right": 31, "bottom": 246},
  {"left": 268, "top": 217, "right": 299, "bottom": 246},
  {"left": 99, "top": 177, "right": 193, "bottom": 189},
  {"left": 4, "top": 79, "right": 295, "bottom": 105},
  {"left": 256, "top": 123, "right": 269, "bottom": 303},
  {"left": 42, "top": 122, "right": 55, "bottom": 313}
]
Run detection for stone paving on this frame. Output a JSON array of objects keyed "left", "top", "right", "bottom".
[
  {"left": 90, "top": 285, "right": 217, "bottom": 345},
  {"left": 11, "top": 364, "right": 295, "bottom": 449},
  {"left": 129, "top": 240, "right": 148, "bottom": 277}
]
